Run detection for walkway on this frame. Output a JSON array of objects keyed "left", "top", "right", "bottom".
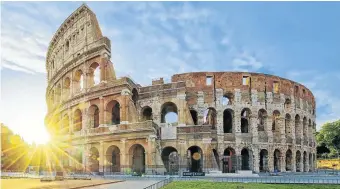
[{"left": 82, "top": 180, "right": 160, "bottom": 189}]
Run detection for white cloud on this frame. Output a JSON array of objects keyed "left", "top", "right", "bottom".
[{"left": 232, "top": 51, "right": 263, "bottom": 71}]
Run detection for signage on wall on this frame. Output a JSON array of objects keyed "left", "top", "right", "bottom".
[{"left": 182, "top": 172, "right": 205, "bottom": 176}]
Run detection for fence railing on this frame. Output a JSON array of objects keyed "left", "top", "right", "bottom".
[{"left": 143, "top": 178, "right": 173, "bottom": 189}]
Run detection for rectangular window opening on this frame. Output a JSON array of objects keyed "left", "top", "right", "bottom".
[
  {"left": 273, "top": 81, "right": 279, "bottom": 93},
  {"left": 242, "top": 76, "right": 250, "bottom": 85},
  {"left": 206, "top": 76, "right": 212, "bottom": 86}
]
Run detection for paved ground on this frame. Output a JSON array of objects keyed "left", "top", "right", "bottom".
[{"left": 82, "top": 180, "right": 160, "bottom": 189}]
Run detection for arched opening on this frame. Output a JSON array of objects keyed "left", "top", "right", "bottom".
[
  {"left": 190, "top": 110, "right": 198, "bottom": 125},
  {"left": 73, "top": 109, "right": 82, "bottom": 132},
  {"left": 129, "top": 144, "right": 145, "bottom": 173},
  {"left": 212, "top": 149, "right": 220, "bottom": 170},
  {"left": 284, "top": 98, "right": 291, "bottom": 110},
  {"left": 308, "top": 119, "right": 312, "bottom": 135},
  {"left": 222, "top": 95, "right": 231, "bottom": 105},
  {"left": 285, "top": 114, "right": 291, "bottom": 135},
  {"left": 55, "top": 84, "right": 61, "bottom": 103},
  {"left": 241, "top": 148, "right": 250, "bottom": 170},
  {"left": 295, "top": 114, "right": 301, "bottom": 139},
  {"left": 141, "top": 106, "right": 152, "bottom": 121},
  {"left": 65, "top": 40, "right": 70, "bottom": 51},
  {"left": 223, "top": 109, "right": 233, "bottom": 133},
  {"left": 88, "top": 105, "right": 100, "bottom": 128},
  {"left": 89, "top": 147, "right": 99, "bottom": 172},
  {"left": 106, "top": 145, "right": 120, "bottom": 172},
  {"left": 272, "top": 110, "right": 280, "bottom": 131},
  {"left": 303, "top": 151, "right": 307, "bottom": 172},
  {"left": 259, "top": 149, "right": 269, "bottom": 172},
  {"left": 63, "top": 77, "right": 71, "bottom": 100},
  {"left": 204, "top": 108, "right": 217, "bottom": 128},
  {"left": 161, "top": 102, "right": 178, "bottom": 124},
  {"left": 74, "top": 70, "right": 84, "bottom": 92},
  {"left": 286, "top": 149, "right": 292, "bottom": 171},
  {"left": 274, "top": 149, "right": 281, "bottom": 172},
  {"left": 89, "top": 62, "right": 100, "bottom": 86},
  {"left": 241, "top": 108, "right": 251, "bottom": 133},
  {"left": 303, "top": 117, "right": 307, "bottom": 137},
  {"left": 309, "top": 152, "right": 312, "bottom": 172},
  {"left": 187, "top": 146, "right": 203, "bottom": 172},
  {"left": 62, "top": 115, "right": 69, "bottom": 134},
  {"left": 258, "top": 109, "right": 267, "bottom": 131},
  {"left": 132, "top": 88, "right": 138, "bottom": 106},
  {"left": 161, "top": 147, "right": 179, "bottom": 174},
  {"left": 106, "top": 100, "right": 120, "bottom": 125},
  {"left": 296, "top": 150, "right": 301, "bottom": 172},
  {"left": 222, "top": 147, "right": 235, "bottom": 173}
]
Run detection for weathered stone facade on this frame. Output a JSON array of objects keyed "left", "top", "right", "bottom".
[{"left": 45, "top": 4, "right": 317, "bottom": 174}]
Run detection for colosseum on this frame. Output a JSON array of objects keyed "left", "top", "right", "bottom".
[{"left": 45, "top": 4, "right": 317, "bottom": 175}]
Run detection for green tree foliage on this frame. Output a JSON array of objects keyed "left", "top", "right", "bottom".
[{"left": 317, "top": 120, "right": 340, "bottom": 157}]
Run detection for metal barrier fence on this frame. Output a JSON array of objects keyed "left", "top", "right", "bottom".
[
  {"left": 143, "top": 178, "right": 173, "bottom": 189},
  {"left": 172, "top": 177, "right": 340, "bottom": 184}
]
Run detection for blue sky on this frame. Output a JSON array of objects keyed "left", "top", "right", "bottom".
[{"left": 1, "top": 2, "right": 340, "bottom": 143}]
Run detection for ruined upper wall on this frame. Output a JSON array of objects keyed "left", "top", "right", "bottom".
[
  {"left": 46, "top": 4, "right": 105, "bottom": 76},
  {"left": 171, "top": 72, "right": 315, "bottom": 107}
]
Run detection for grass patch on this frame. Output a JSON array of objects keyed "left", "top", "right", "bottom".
[{"left": 162, "top": 181, "right": 340, "bottom": 189}]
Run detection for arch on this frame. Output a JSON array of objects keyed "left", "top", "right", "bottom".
[
  {"left": 295, "top": 114, "right": 301, "bottom": 138},
  {"left": 303, "top": 151, "right": 307, "bottom": 172},
  {"left": 89, "top": 62, "right": 100, "bottom": 86},
  {"left": 204, "top": 107, "right": 217, "bottom": 128},
  {"left": 241, "top": 108, "right": 251, "bottom": 133},
  {"left": 309, "top": 152, "right": 312, "bottom": 172},
  {"left": 273, "top": 149, "right": 281, "bottom": 172},
  {"left": 223, "top": 109, "right": 233, "bottom": 133},
  {"left": 88, "top": 105, "right": 100, "bottom": 128},
  {"left": 106, "top": 100, "right": 120, "bottom": 125},
  {"left": 303, "top": 117, "right": 307, "bottom": 136},
  {"left": 224, "top": 147, "right": 235, "bottom": 156},
  {"left": 106, "top": 145, "right": 120, "bottom": 172},
  {"left": 63, "top": 77, "right": 71, "bottom": 99},
  {"left": 241, "top": 148, "right": 251, "bottom": 170},
  {"left": 62, "top": 114, "right": 69, "bottom": 134},
  {"left": 296, "top": 150, "right": 301, "bottom": 172},
  {"left": 187, "top": 146, "right": 203, "bottom": 172},
  {"left": 129, "top": 144, "right": 145, "bottom": 173},
  {"left": 161, "top": 102, "right": 178, "bottom": 124},
  {"left": 73, "top": 109, "right": 82, "bottom": 132},
  {"left": 285, "top": 114, "right": 291, "bottom": 135},
  {"left": 222, "top": 147, "right": 235, "bottom": 173},
  {"left": 141, "top": 106, "right": 153, "bottom": 121},
  {"left": 272, "top": 110, "right": 280, "bottom": 131},
  {"left": 89, "top": 147, "right": 99, "bottom": 172},
  {"left": 259, "top": 149, "right": 269, "bottom": 172},
  {"left": 55, "top": 84, "right": 61, "bottom": 103},
  {"left": 284, "top": 98, "right": 291, "bottom": 110},
  {"left": 286, "top": 149, "right": 293, "bottom": 171},
  {"left": 74, "top": 69, "right": 84, "bottom": 91},
  {"left": 161, "top": 146, "right": 179, "bottom": 173},
  {"left": 190, "top": 109, "right": 198, "bottom": 125},
  {"left": 258, "top": 109, "right": 267, "bottom": 131},
  {"left": 132, "top": 88, "right": 138, "bottom": 106}
]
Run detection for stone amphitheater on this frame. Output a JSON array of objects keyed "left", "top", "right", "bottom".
[{"left": 45, "top": 4, "right": 317, "bottom": 175}]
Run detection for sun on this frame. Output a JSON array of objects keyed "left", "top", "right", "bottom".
[{"left": 24, "top": 127, "right": 51, "bottom": 145}]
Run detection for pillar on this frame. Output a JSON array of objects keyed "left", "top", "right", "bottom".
[
  {"left": 120, "top": 139, "right": 127, "bottom": 172},
  {"left": 253, "top": 148, "right": 260, "bottom": 173},
  {"left": 100, "top": 142, "right": 105, "bottom": 173},
  {"left": 99, "top": 96, "right": 104, "bottom": 126}
]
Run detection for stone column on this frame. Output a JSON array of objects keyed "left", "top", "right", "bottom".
[
  {"left": 279, "top": 118, "right": 286, "bottom": 143},
  {"left": 292, "top": 149, "right": 296, "bottom": 172},
  {"left": 268, "top": 149, "right": 274, "bottom": 172},
  {"left": 280, "top": 153, "right": 286, "bottom": 172},
  {"left": 99, "top": 96, "right": 104, "bottom": 126},
  {"left": 99, "top": 142, "right": 105, "bottom": 173},
  {"left": 120, "top": 139, "right": 127, "bottom": 172},
  {"left": 253, "top": 148, "right": 260, "bottom": 173},
  {"left": 251, "top": 115, "right": 258, "bottom": 143},
  {"left": 266, "top": 116, "right": 273, "bottom": 143}
]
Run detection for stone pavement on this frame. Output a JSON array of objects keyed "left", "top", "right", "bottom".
[{"left": 82, "top": 180, "right": 160, "bottom": 189}]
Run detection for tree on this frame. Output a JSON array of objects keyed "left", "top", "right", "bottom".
[{"left": 317, "top": 120, "right": 340, "bottom": 157}]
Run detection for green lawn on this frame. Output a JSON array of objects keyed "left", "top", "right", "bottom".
[{"left": 162, "top": 181, "right": 340, "bottom": 189}]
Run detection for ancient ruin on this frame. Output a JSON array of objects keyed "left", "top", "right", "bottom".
[{"left": 45, "top": 4, "right": 317, "bottom": 175}]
